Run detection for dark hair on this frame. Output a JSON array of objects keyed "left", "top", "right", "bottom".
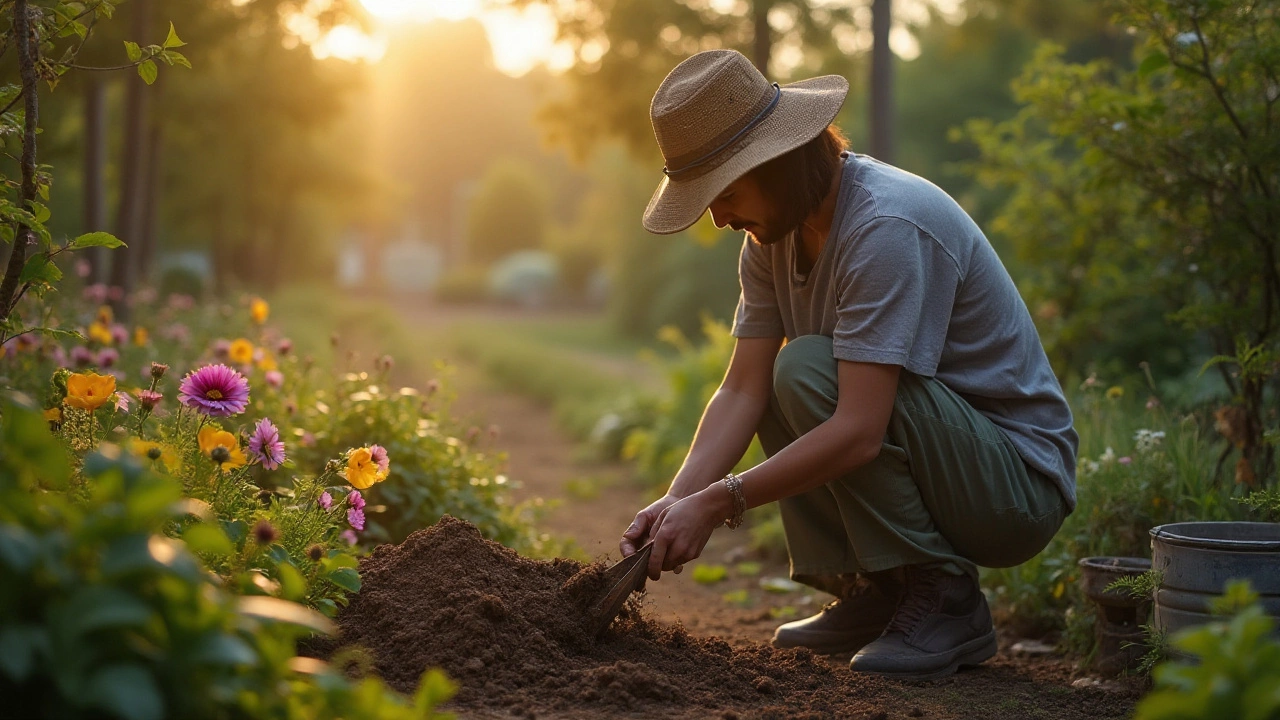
[{"left": 748, "top": 125, "right": 849, "bottom": 231}]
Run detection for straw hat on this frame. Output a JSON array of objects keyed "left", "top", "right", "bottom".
[{"left": 642, "top": 49, "right": 849, "bottom": 235}]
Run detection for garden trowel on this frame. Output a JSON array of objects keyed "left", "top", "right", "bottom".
[{"left": 586, "top": 541, "right": 653, "bottom": 639}]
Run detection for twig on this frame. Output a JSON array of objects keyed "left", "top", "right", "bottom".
[{"left": 0, "top": 0, "right": 41, "bottom": 322}]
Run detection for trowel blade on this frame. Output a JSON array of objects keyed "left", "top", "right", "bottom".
[{"left": 588, "top": 542, "right": 653, "bottom": 639}]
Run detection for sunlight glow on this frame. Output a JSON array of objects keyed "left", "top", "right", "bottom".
[{"left": 356, "top": 0, "right": 572, "bottom": 76}]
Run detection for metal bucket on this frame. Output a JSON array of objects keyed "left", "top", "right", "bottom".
[{"left": 1149, "top": 521, "right": 1280, "bottom": 637}]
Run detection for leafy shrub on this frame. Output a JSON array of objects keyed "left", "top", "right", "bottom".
[
  {"left": 0, "top": 399, "right": 454, "bottom": 720},
  {"left": 1135, "top": 581, "right": 1280, "bottom": 720}
]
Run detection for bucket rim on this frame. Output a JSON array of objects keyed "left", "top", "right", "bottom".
[{"left": 1150, "top": 521, "right": 1280, "bottom": 552}]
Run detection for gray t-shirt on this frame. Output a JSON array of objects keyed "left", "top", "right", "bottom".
[{"left": 733, "top": 152, "right": 1078, "bottom": 509}]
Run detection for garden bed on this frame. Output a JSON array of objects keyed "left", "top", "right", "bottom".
[{"left": 312, "top": 517, "right": 1139, "bottom": 719}]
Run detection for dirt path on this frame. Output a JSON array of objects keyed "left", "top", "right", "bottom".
[{"left": 385, "top": 303, "right": 1142, "bottom": 718}]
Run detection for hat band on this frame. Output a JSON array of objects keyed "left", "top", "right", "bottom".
[{"left": 662, "top": 83, "right": 781, "bottom": 178}]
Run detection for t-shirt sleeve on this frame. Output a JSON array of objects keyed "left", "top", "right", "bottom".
[
  {"left": 832, "top": 216, "right": 959, "bottom": 375},
  {"left": 732, "top": 236, "right": 786, "bottom": 338}
]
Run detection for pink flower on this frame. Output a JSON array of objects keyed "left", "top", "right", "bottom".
[
  {"left": 1119, "top": 456, "right": 1133, "bottom": 465},
  {"left": 50, "top": 346, "right": 68, "bottom": 367},
  {"left": 300, "top": 430, "right": 315, "bottom": 447},
  {"left": 247, "top": 418, "right": 286, "bottom": 470},
  {"left": 318, "top": 491, "right": 333, "bottom": 510},
  {"left": 83, "top": 284, "right": 109, "bottom": 304},
  {"left": 369, "top": 444, "right": 390, "bottom": 475},
  {"left": 347, "top": 489, "right": 365, "bottom": 510},
  {"left": 277, "top": 338, "right": 293, "bottom": 355},
  {"left": 340, "top": 529, "right": 358, "bottom": 545},
  {"left": 96, "top": 348, "right": 119, "bottom": 368},
  {"left": 75, "top": 259, "right": 91, "bottom": 278},
  {"left": 347, "top": 507, "right": 366, "bottom": 531},
  {"left": 162, "top": 323, "right": 190, "bottom": 344},
  {"left": 110, "top": 324, "right": 129, "bottom": 346},
  {"left": 168, "top": 294, "right": 194, "bottom": 311},
  {"left": 212, "top": 339, "right": 231, "bottom": 358},
  {"left": 138, "top": 390, "right": 163, "bottom": 411},
  {"left": 265, "top": 370, "right": 284, "bottom": 389},
  {"left": 115, "top": 391, "right": 132, "bottom": 412},
  {"left": 70, "top": 346, "right": 95, "bottom": 368}
]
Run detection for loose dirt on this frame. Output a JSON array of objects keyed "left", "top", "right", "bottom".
[{"left": 314, "top": 516, "right": 1138, "bottom": 720}]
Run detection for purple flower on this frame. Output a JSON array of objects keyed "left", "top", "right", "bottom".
[
  {"left": 265, "top": 370, "right": 284, "bottom": 389},
  {"left": 83, "top": 284, "right": 109, "bottom": 304},
  {"left": 51, "top": 346, "right": 68, "bottom": 367},
  {"left": 318, "top": 491, "right": 333, "bottom": 510},
  {"left": 70, "top": 346, "right": 95, "bottom": 368},
  {"left": 110, "top": 324, "right": 129, "bottom": 346},
  {"left": 369, "top": 444, "right": 390, "bottom": 475},
  {"left": 347, "top": 507, "right": 366, "bottom": 531},
  {"left": 96, "top": 348, "right": 119, "bottom": 368},
  {"left": 248, "top": 418, "right": 286, "bottom": 470},
  {"left": 340, "top": 529, "right": 358, "bottom": 545},
  {"left": 347, "top": 489, "right": 365, "bottom": 510},
  {"left": 178, "top": 364, "right": 250, "bottom": 417}
]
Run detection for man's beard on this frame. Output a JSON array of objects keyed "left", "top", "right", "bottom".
[{"left": 747, "top": 216, "right": 804, "bottom": 247}]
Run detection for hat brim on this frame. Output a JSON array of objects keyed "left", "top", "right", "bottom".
[{"left": 642, "top": 74, "right": 849, "bottom": 236}]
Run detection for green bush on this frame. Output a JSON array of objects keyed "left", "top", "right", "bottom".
[
  {"left": 1135, "top": 581, "right": 1280, "bottom": 720},
  {"left": 0, "top": 399, "right": 454, "bottom": 720}
]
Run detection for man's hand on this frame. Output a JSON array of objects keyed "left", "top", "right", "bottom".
[
  {"left": 621, "top": 494, "right": 680, "bottom": 557},
  {"left": 645, "top": 484, "right": 734, "bottom": 581}
]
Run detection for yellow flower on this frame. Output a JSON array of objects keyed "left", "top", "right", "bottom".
[
  {"left": 343, "top": 447, "right": 387, "bottom": 489},
  {"left": 229, "top": 338, "right": 254, "bottom": 365},
  {"left": 256, "top": 352, "right": 278, "bottom": 372},
  {"left": 43, "top": 407, "right": 62, "bottom": 425},
  {"left": 128, "top": 438, "right": 182, "bottom": 472},
  {"left": 198, "top": 426, "right": 247, "bottom": 469},
  {"left": 64, "top": 372, "right": 117, "bottom": 411},
  {"left": 1106, "top": 386, "right": 1125, "bottom": 400},
  {"left": 88, "top": 321, "right": 114, "bottom": 345},
  {"left": 96, "top": 305, "right": 113, "bottom": 324},
  {"left": 133, "top": 327, "right": 149, "bottom": 346},
  {"left": 250, "top": 298, "right": 270, "bottom": 325}
]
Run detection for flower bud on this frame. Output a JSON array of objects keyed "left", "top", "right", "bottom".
[
  {"left": 210, "top": 446, "right": 231, "bottom": 465},
  {"left": 146, "top": 446, "right": 162, "bottom": 460},
  {"left": 307, "top": 544, "right": 325, "bottom": 561},
  {"left": 150, "top": 362, "right": 168, "bottom": 380},
  {"left": 252, "top": 519, "right": 278, "bottom": 545}
]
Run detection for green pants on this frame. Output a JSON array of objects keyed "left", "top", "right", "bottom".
[{"left": 759, "top": 335, "right": 1068, "bottom": 585}]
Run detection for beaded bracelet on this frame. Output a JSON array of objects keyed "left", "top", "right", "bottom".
[{"left": 722, "top": 472, "right": 746, "bottom": 529}]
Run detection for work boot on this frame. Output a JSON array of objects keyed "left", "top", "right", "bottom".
[
  {"left": 771, "top": 571, "right": 901, "bottom": 655},
  {"left": 849, "top": 564, "right": 997, "bottom": 680}
]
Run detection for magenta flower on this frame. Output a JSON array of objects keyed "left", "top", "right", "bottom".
[
  {"left": 265, "top": 370, "right": 284, "bottom": 389},
  {"left": 178, "top": 364, "right": 250, "bottom": 417},
  {"left": 347, "top": 506, "right": 366, "bottom": 531},
  {"left": 318, "top": 491, "right": 333, "bottom": 510},
  {"left": 248, "top": 418, "right": 286, "bottom": 470},
  {"left": 347, "top": 489, "right": 365, "bottom": 510},
  {"left": 340, "top": 529, "right": 358, "bottom": 545},
  {"left": 369, "top": 444, "right": 390, "bottom": 475}
]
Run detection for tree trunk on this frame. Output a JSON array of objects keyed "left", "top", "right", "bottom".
[
  {"left": 869, "top": 0, "right": 894, "bottom": 163},
  {"left": 107, "top": 0, "right": 154, "bottom": 309},
  {"left": 0, "top": 0, "right": 41, "bottom": 326},
  {"left": 752, "top": 0, "right": 773, "bottom": 76},
  {"left": 83, "top": 76, "right": 108, "bottom": 283}
]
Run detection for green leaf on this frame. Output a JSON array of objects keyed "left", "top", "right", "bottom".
[
  {"left": 165, "top": 50, "right": 191, "bottom": 69},
  {"left": 137, "top": 60, "right": 158, "bottom": 86},
  {"left": 87, "top": 665, "right": 163, "bottom": 720},
  {"left": 68, "top": 588, "right": 153, "bottom": 635},
  {"left": 31, "top": 202, "right": 49, "bottom": 224},
  {"left": 692, "top": 564, "right": 727, "bottom": 585},
  {"left": 0, "top": 626, "right": 49, "bottom": 681},
  {"left": 237, "top": 596, "right": 336, "bottom": 636},
  {"left": 0, "top": 525, "right": 39, "bottom": 573},
  {"left": 124, "top": 40, "right": 142, "bottom": 62},
  {"left": 19, "top": 254, "right": 61, "bottom": 286},
  {"left": 276, "top": 562, "right": 306, "bottom": 601},
  {"left": 182, "top": 523, "right": 233, "bottom": 557},
  {"left": 326, "top": 567, "right": 361, "bottom": 593},
  {"left": 163, "top": 22, "right": 186, "bottom": 48},
  {"left": 101, "top": 534, "right": 202, "bottom": 582},
  {"left": 69, "top": 231, "right": 125, "bottom": 250},
  {"left": 190, "top": 633, "right": 258, "bottom": 667},
  {"left": 1138, "top": 52, "right": 1169, "bottom": 77},
  {"left": 413, "top": 668, "right": 458, "bottom": 714}
]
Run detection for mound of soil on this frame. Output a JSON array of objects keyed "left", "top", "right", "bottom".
[{"left": 315, "top": 517, "right": 1138, "bottom": 719}]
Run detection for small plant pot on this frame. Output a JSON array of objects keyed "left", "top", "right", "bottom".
[
  {"left": 1150, "top": 521, "right": 1280, "bottom": 638},
  {"left": 1078, "top": 556, "right": 1152, "bottom": 675}
]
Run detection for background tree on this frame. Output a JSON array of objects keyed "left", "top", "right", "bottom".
[{"left": 466, "top": 159, "right": 550, "bottom": 266}]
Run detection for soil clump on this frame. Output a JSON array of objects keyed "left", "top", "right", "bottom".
[{"left": 314, "top": 516, "right": 1139, "bottom": 719}]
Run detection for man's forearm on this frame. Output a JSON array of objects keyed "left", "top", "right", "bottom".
[{"left": 668, "top": 385, "right": 769, "bottom": 498}]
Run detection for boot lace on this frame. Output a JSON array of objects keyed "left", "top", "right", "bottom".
[{"left": 883, "top": 568, "right": 944, "bottom": 636}]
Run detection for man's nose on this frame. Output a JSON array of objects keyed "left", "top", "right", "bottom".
[{"left": 708, "top": 204, "right": 733, "bottom": 229}]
